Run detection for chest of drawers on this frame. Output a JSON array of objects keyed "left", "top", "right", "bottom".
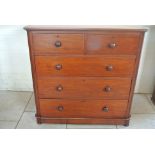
[{"left": 25, "top": 26, "right": 146, "bottom": 126}]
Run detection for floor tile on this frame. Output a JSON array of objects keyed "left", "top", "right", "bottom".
[
  {"left": 145, "top": 94, "right": 155, "bottom": 107},
  {"left": 117, "top": 114, "right": 155, "bottom": 129},
  {"left": 0, "top": 121, "right": 17, "bottom": 129},
  {"left": 1, "top": 91, "right": 155, "bottom": 129},
  {"left": 146, "top": 94, "right": 152, "bottom": 102},
  {"left": 131, "top": 94, "right": 155, "bottom": 114},
  {"left": 25, "top": 94, "right": 36, "bottom": 112},
  {"left": 16, "top": 112, "right": 66, "bottom": 129},
  {"left": 67, "top": 124, "right": 116, "bottom": 129},
  {"left": 145, "top": 94, "right": 155, "bottom": 113},
  {"left": 0, "top": 91, "right": 32, "bottom": 121}
]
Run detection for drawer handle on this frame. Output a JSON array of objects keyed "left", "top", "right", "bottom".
[
  {"left": 104, "top": 86, "right": 111, "bottom": 92},
  {"left": 109, "top": 43, "right": 116, "bottom": 48},
  {"left": 57, "top": 106, "right": 64, "bottom": 111},
  {"left": 55, "top": 64, "right": 62, "bottom": 70},
  {"left": 55, "top": 41, "right": 61, "bottom": 47},
  {"left": 102, "top": 107, "right": 109, "bottom": 112},
  {"left": 106, "top": 65, "right": 113, "bottom": 71},
  {"left": 56, "top": 85, "right": 63, "bottom": 92}
]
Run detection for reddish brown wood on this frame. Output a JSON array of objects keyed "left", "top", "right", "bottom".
[
  {"left": 85, "top": 33, "right": 141, "bottom": 55},
  {"left": 36, "top": 117, "right": 129, "bottom": 125},
  {"left": 32, "top": 33, "right": 84, "bottom": 54},
  {"left": 27, "top": 31, "right": 41, "bottom": 117},
  {"left": 35, "top": 55, "right": 136, "bottom": 77},
  {"left": 37, "top": 77, "right": 131, "bottom": 99},
  {"left": 24, "top": 26, "right": 147, "bottom": 32},
  {"left": 24, "top": 26, "right": 146, "bottom": 126},
  {"left": 67, "top": 118, "right": 130, "bottom": 126},
  {"left": 125, "top": 32, "right": 145, "bottom": 116},
  {"left": 39, "top": 99, "right": 128, "bottom": 118}
]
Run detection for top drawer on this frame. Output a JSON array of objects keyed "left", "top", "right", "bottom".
[
  {"left": 85, "top": 33, "right": 141, "bottom": 55},
  {"left": 31, "top": 33, "right": 84, "bottom": 54}
]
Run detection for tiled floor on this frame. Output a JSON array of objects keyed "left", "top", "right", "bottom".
[{"left": 0, "top": 91, "right": 155, "bottom": 129}]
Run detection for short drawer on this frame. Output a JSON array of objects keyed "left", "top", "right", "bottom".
[
  {"left": 32, "top": 33, "right": 84, "bottom": 54},
  {"left": 39, "top": 99, "right": 128, "bottom": 118},
  {"left": 37, "top": 77, "right": 131, "bottom": 99},
  {"left": 85, "top": 33, "right": 141, "bottom": 55},
  {"left": 35, "top": 55, "right": 136, "bottom": 77}
]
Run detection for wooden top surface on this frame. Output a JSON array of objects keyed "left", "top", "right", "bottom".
[{"left": 24, "top": 25, "right": 148, "bottom": 31}]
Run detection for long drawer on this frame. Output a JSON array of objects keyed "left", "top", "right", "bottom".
[
  {"left": 37, "top": 77, "right": 131, "bottom": 99},
  {"left": 35, "top": 55, "right": 136, "bottom": 77},
  {"left": 39, "top": 99, "right": 128, "bottom": 118}
]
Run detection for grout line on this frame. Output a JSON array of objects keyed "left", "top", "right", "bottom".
[
  {"left": 131, "top": 113, "right": 155, "bottom": 115},
  {"left": 1, "top": 91, "right": 154, "bottom": 129},
  {"left": 131, "top": 110, "right": 155, "bottom": 114},
  {"left": 1, "top": 90, "right": 33, "bottom": 93},
  {"left": 0, "top": 120, "right": 18, "bottom": 122},
  {"left": 24, "top": 93, "right": 34, "bottom": 112},
  {"left": 14, "top": 92, "right": 33, "bottom": 129},
  {"left": 143, "top": 94, "right": 155, "bottom": 110},
  {"left": 144, "top": 94, "right": 152, "bottom": 102},
  {"left": 136, "top": 93, "right": 155, "bottom": 111},
  {"left": 134, "top": 93, "right": 152, "bottom": 95}
]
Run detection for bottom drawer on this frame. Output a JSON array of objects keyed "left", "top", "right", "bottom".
[{"left": 39, "top": 99, "right": 128, "bottom": 118}]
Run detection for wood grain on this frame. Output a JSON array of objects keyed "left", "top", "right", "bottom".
[
  {"left": 35, "top": 55, "right": 136, "bottom": 77},
  {"left": 85, "top": 33, "right": 141, "bottom": 55},
  {"left": 24, "top": 27, "right": 146, "bottom": 125},
  {"left": 37, "top": 77, "right": 131, "bottom": 99},
  {"left": 32, "top": 33, "right": 84, "bottom": 54},
  {"left": 39, "top": 99, "right": 128, "bottom": 118}
]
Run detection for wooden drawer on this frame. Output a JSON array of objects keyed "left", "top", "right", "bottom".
[
  {"left": 39, "top": 99, "right": 128, "bottom": 118},
  {"left": 32, "top": 33, "right": 84, "bottom": 54},
  {"left": 35, "top": 55, "right": 136, "bottom": 77},
  {"left": 37, "top": 77, "right": 131, "bottom": 99},
  {"left": 85, "top": 33, "right": 141, "bottom": 55}
]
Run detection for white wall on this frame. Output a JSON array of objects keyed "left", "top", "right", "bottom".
[
  {"left": 135, "top": 26, "right": 155, "bottom": 93},
  {"left": 0, "top": 26, "right": 33, "bottom": 91},
  {"left": 0, "top": 25, "right": 154, "bottom": 93}
]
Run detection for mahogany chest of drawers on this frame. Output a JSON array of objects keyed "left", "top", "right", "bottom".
[{"left": 25, "top": 26, "right": 146, "bottom": 126}]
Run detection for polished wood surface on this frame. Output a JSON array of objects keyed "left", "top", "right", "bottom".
[
  {"left": 24, "top": 25, "right": 147, "bottom": 32},
  {"left": 25, "top": 27, "right": 145, "bottom": 126},
  {"left": 37, "top": 77, "right": 131, "bottom": 99},
  {"left": 35, "top": 55, "right": 136, "bottom": 77},
  {"left": 85, "top": 33, "right": 141, "bottom": 55},
  {"left": 36, "top": 117, "right": 130, "bottom": 125},
  {"left": 32, "top": 33, "right": 84, "bottom": 54},
  {"left": 39, "top": 99, "right": 128, "bottom": 118}
]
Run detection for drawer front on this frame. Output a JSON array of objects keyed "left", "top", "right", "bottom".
[
  {"left": 85, "top": 33, "right": 141, "bottom": 55},
  {"left": 32, "top": 33, "right": 84, "bottom": 54},
  {"left": 37, "top": 78, "right": 131, "bottom": 99},
  {"left": 35, "top": 56, "right": 136, "bottom": 77},
  {"left": 39, "top": 99, "right": 128, "bottom": 118}
]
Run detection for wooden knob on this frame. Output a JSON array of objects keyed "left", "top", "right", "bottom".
[
  {"left": 57, "top": 106, "right": 64, "bottom": 111},
  {"left": 56, "top": 85, "right": 63, "bottom": 91},
  {"left": 109, "top": 43, "right": 116, "bottom": 48},
  {"left": 104, "top": 86, "right": 111, "bottom": 92},
  {"left": 106, "top": 65, "right": 113, "bottom": 71},
  {"left": 55, "top": 41, "right": 61, "bottom": 47},
  {"left": 55, "top": 64, "right": 62, "bottom": 70},
  {"left": 102, "top": 107, "right": 109, "bottom": 112}
]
